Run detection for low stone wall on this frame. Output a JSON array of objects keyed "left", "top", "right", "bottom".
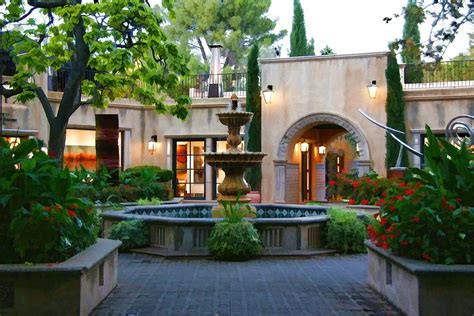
[
  {"left": 366, "top": 241, "right": 474, "bottom": 316},
  {"left": 0, "top": 238, "right": 121, "bottom": 316},
  {"left": 102, "top": 204, "right": 329, "bottom": 255}
]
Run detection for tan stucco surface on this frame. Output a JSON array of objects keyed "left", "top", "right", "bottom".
[{"left": 259, "top": 52, "right": 389, "bottom": 202}]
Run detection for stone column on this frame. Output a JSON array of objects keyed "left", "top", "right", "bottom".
[
  {"left": 273, "top": 160, "right": 287, "bottom": 203},
  {"left": 205, "top": 137, "right": 214, "bottom": 201},
  {"left": 355, "top": 159, "right": 372, "bottom": 176},
  {"left": 314, "top": 163, "right": 326, "bottom": 202}
]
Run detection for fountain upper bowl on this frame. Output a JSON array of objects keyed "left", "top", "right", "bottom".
[{"left": 204, "top": 152, "right": 266, "bottom": 168}]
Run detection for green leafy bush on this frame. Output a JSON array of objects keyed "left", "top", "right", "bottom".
[
  {"left": 137, "top": 197, "right": 162, "bottom": 205},
  {"left": 208, "top": 221, "right": 261, "bottom": 261},
  {"left": 369, "top": 126, "right": 474, "bottom": 264},
  {"left": 325, "top": 208, "right": 366, "bottom": 254},
  {"left": 120, "top": 166, "right": 170, "bottom": 200},
  {"left": 0, "top": 138, "right": 98, "bottom": 263},
  {"left": 207, "top": 198, "right": 261, "bottom": 261},
  {"left": 71, "top": 166, "right": 110, "bottom": 202},
  {"left": 108, "top": 220, "right": 149, "bottom": 252}
]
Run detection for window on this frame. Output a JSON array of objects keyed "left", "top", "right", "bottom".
[
  {"left": 64, "top": 129, "right": 123, "bottom": 170},
  {"left": 173, "top": 139, "right": 205, "bottom": 199}
]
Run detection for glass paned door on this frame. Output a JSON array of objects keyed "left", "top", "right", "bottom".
[{"left": 174, "top": 139, "right": 206, "bottom": 198}]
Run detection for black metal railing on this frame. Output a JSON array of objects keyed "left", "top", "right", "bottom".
[
  {"left": 48, "top": 67, "right": 96, "bottom": 92},
  {"left": 180, "top": 73, "right": 246, "bottom": 98},
  {"left": 404, "top": 60, "right": 474, "bottom": 88}
]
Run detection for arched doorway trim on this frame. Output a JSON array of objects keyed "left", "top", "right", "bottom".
[{"left": 276, "top": 112, "right": 371, "bottom": 161}]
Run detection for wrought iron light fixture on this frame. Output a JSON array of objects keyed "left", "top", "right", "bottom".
[
  {"left": 262, "top": 85, "right": 274, "bottom": 104},
  {"left": 318, "top": 145, "right": 327, "bottom": 155},
  {"left": 367, "top": 80, "right": 377, "bottom": 99},
  {"left": 148, "top": 135, "right": 158, "bottom": 154},
  {"left": 301, "top": 140, "right": 309, "bottom": 152}
]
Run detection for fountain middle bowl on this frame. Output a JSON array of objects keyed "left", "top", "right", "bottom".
[
  {"left": 204, "top": 152, "right": 266, "bottom": 168},
  {"left": 217, "top": 111, "right": 254, "bottom": 127}
]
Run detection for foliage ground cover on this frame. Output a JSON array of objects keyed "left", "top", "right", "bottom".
[
  {"left": 325, "top": 208, "right": 367, "bottom": 254},
  {"left": 108, "top": 220, "right": 149, "bottom": 252}
]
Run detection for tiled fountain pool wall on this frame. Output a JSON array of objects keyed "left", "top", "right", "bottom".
[{"left": 103, "top": 204, "right": 329, "bottom": 255}]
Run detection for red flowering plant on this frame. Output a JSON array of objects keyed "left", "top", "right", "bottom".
[
  {"left": 327, "top": 170, "right": 396, "bottom": 205},
  {"left": 0, "top": 138, "right": 99, "bottom": 263},
  {"left": 368, "top": 127, "right": 474, "bottom": 264}
]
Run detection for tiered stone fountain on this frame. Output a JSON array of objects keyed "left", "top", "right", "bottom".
[{"left": 204, "top": 94, "right": 266, "bottom": 217}]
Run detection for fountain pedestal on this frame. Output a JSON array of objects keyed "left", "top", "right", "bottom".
[{"left": 204, "top": 94, "right": 266, "bottom": 218}]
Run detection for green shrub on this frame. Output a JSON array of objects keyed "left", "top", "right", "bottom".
[
  {"left": 0, "top": 138, "right": 98, "bottom": 263},
  {"left": 71, "top": 166, "right": 110, "bottom": 202},
  {"left": 207, "top": 197, "right": 261, "bottom": 261},
  {"left": 108, "top": 220, "right": 149, "bottom": 252},
  {"left": 120, "top": 166, "right": 170, "bottom": 200},
  {"left": 137, "top": 197, "right": 162, "bottom": 205},
  {"left": 325, "top": 208, "right": 366, "bottom": 254},
  {"left": 208, "top": 221, "right": 261, "bottom": 261}
]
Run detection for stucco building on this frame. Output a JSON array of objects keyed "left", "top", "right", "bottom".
[{"left": 2, "top": 51, "right": 473, "bottom": 203}]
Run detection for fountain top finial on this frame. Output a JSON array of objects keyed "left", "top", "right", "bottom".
[{"left": 231, "top": 93, "right": 239, "bottom": 111}]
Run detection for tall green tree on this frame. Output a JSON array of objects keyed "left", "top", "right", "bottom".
[
  {"left": 0, "top": 0, "right": 190, "bottom": 166},
  {"left": 164, "top": 0, "right": 286, "bottom": 70},
  {"left": 244, "top": 44, "right": 261, "bottom": 191},
  {"left": 401, "top": 0, "right": 424, "bottom": 82},
  {"left": 290, "top": 0, "right": 314, "bottom": 57},
  {"left": 385, "top": 50, "right": 409, "bottom": 169}
]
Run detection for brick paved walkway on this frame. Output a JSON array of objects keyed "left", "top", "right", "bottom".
[{"left": 93, "top": 254, "right": 400, "bottom": 316}]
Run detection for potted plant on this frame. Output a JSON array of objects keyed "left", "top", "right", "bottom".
[{"left": 366, "top": 126, "right": 474, "bottom": 316}]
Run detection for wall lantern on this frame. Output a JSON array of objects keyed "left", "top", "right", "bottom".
[
  {"left": 318, "top": 145, "right": 327, "bottom": 155},
  {"left": 148, "top": 135, "right": 158, "bottom": 154},
  {"left": 262, "top": 85, "right": 273, "bottom": 104},
  {"left": 301, "top": 141, "right": 309, "bottom": 152},
  {"left": 367, "top": 80, "right": 377, "bottom": 99}
]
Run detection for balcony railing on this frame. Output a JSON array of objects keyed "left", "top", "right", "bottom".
[
  {"left": 48, "top": 67, "right": 96, "bottom": 92},
  {"left": 402, "top": 60, "right": 474, "bottom": 89},
  {"left": 180, "top": 73, "right": 246, "bottom": 98},
  {"left": 47, "top": 68, "right": 247, "bottom": 99}
]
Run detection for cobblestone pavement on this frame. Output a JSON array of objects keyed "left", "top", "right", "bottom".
[{"left": 92, "top": 254, "right": 400, "bottom": 316}]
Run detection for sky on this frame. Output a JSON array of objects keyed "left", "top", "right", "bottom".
[{"left": 267, "top": 0, "right": 472, "bottom": 60}]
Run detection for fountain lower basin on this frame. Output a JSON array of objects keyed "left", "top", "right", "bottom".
[{"left": 102, "top": 204, "right": 331, "bottom": 257}]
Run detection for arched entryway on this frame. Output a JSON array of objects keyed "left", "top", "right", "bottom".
[{"left": 274, "top": 113, "right": 372, "bottom": 203}]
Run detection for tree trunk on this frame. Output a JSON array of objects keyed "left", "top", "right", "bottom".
[{"left": 48, "top": 118, "right": 68, "bottom": 169}]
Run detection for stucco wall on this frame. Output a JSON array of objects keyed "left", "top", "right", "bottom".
[
  {"left": 259, "top": 52, "right": 389, "bottom": 203},
  {"left": 404, "top": 87, "right": 474, "bottom": 167},
  {"left": 2, "top": 73, "right": 233, "bottom": 171}
]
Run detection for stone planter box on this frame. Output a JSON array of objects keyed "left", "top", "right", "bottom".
[
  {"left": 366, "top": 241, "right": 474, "bottom": 316},
  {"left": 0, "top": 238, "right": 121, "bottom": 316}
]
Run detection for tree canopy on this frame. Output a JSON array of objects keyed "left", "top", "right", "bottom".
[
  {"left": 244, "top": 44, "right": 261, "bottom": 191},
  {"left": 388, "top": 1, "right": 473, "bottom": 61},
  {"left": 385, "top": 50, "right": 409, "bottom": 169},
  {"left": 401, "top": 0, "right": 424, "bottom": 82},
  {"left": 289, "top": 0, "right": 314, "bottom": 57},
  {"left": 0, "top": 0, "right": 190, "bottom": 164},
  {"left": 164, "top": 0, "right": 286, "bottom": 71}
]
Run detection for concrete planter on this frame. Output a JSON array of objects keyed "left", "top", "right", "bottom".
[
  {"left": 0, "top": 238, "right": 121, "bottom": 316},
  {"left": 366, "top": 241, "right": 474, "bottom": 316}
]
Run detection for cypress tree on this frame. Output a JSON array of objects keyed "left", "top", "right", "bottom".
[
  {"left": 385, "top": 50, "right": 409, "bottom": 169},
  {"left": 244, "top": 44, "right": 262, "bottom": 191},
  {"left": 401, "top": 0, "right": 424, "bottom": 83},
  {"left": 290, "top": 0, "right": 314, "bottom": 57}
]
